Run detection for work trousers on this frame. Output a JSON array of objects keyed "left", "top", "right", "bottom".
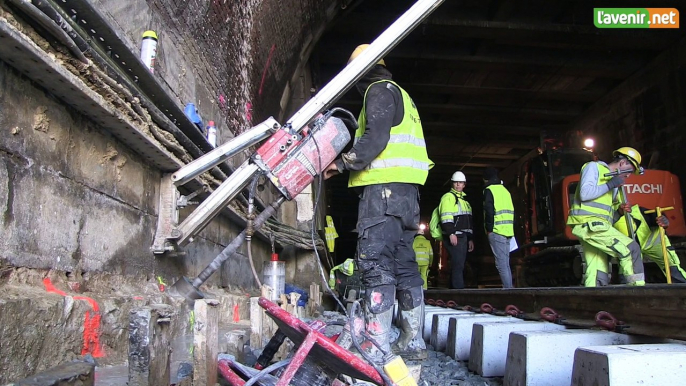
[
  {"left": 572, "top": 220, "right": 645, "bottom": 287},
  {"left": 418, "top": 264, "right": 429, "bottom": 289},
  {"left": 642, "top": 230, "right": 686, "bottom": 283},
  {"left": 356, "top": 183, "right": 425, "bottom": 293},
  {"left": 446, "top": 234, "right": 469, "bottom": 289},
  {"left": 488, "top": 232, "right": 513, "bottom": 288}
]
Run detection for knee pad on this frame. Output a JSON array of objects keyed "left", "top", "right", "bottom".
[
  {"left": 627, "top": 241, "right": 642, "bottom": 260},
  {"left": 365, "top": 284, "right": 395, "bottom": 314},
  {"left": 397, "top": 286, "right": 423, "bottom": 311}
]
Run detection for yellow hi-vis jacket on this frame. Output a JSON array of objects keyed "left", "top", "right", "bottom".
[
  {"left": 485, "top": 185, "right": 514, "bottom": 237},
  {"left": 328, "top": 258, "right": 355, "bottom": 288},
  {"left": 439, "top": 189, "right": 473, "bottom": 234},
  {"left": 324, "top": 215, "right": 338, "bottom": 253},
  {"left": 613, "top": 205, "right": 655, "bottom": 247},
  {"left": 413, "top": 234, "right": 433, "bottom": 267},
  {"left": 348, "top": 81, "right": 433, "bottom": 187},
  {"left": 567, "top": 162, "right": 615, "bottom": 225}
]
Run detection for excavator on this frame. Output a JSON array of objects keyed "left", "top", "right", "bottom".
[{"left": 511, "top": 135, "right": 686, "bottom": 287}]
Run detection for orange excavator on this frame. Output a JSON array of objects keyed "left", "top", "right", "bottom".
[{"left": 512, "top": 140, "right": 686, "bottom": 287}]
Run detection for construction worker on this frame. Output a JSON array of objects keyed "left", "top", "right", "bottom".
[
  {"left": 325, "top": 215, "right": 338, "bottom": 253},
  {"left": 413, "top": 225, "right": 434, "bottom": 289},
  {"left": 329, "top": 258, "right": 356, "bottom": 289},
  {"left": 439, "top": 171, "right": 474, "bottom": 289},
  {"left": 614, "top": 205, "right": 686, "bottom": 283},
  {"left": 483, "top": 167, "right": 515, "bottom": 288},
  {"left": 324, "top": 44, "right": 433, "bottom": 360},
  {"left": 567, "top": 147, "right": 645, "bottom": 287}
]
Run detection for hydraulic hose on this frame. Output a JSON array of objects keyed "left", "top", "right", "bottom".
[
  {"left": 243, "top": 357, "right": 292, "bottom": 386},
  {"left": 7, "top": 0, "right": 87, "bottom": 63},
  {"left": 246, "top": 177, "right": 262, "bottom": 288},
  {"left": 193, "top": 196, "right": 285, "bottom": 288}
]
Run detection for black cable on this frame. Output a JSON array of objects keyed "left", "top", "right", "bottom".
[
  {"left": 7, "top": 0, "right": 87, "bottom": 63},
  {"left": 308, "top": 119, "right": 349, "bottom": 316}
]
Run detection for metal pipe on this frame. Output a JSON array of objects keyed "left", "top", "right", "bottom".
[
  {"left": 286, "top": 0, "right": 444, "bottom": 131},
  {"left": 176, "top": 162, "right": 259, "bottom": 246},
  {"left": 193, "top": 196, "right": 285, "bottom": 287},
  {"left": 172, "top": 118, "right": 278, "bottom": 186}
]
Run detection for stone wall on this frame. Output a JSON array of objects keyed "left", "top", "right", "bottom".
[{"left": 0, "top": 0, "right": 340, "bottom": 290}]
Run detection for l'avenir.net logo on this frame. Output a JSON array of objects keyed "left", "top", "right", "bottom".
[{"left": 594, "top": 8, "right": 679, "bottom": 28}]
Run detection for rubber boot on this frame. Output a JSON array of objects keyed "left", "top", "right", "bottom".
[
  {"left": 392, "top": 303, "right": 427, "bottom": 360},
  {"left": 362, "top": 302, "right": 394, "bottom": 363}
]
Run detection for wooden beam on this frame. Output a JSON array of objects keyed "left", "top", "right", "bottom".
[
  {"left": 333, "top": 100, "right": 581, "bottom": 122},
  {"left": 432, "top": 153, "right": 523, "bottom": 161},
  {"left": 422, "top": 19, "right": 678, "bottom": 51},
  {"left": 422, "top": 121, "right": 545, "bottom": 136},
  {"left": 402, "top": 84, "right": 605, "bottom": 103},
  {"left": 317, "top": 47, "right": 645, "bottom": 79}
]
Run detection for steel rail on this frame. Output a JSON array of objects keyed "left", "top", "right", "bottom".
[{"left": 425, "top": 285, "right": 686, "bottom": 341}]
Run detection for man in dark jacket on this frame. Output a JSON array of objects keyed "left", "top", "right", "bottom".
[
  {"left": 483, "top": 167, "right": 515, "bottom": 288},
  {"left": 324, "top": 44, "right": 433, "bottom": 360}
]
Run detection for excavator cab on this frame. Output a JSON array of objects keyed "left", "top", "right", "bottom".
[{"left": 524, "top": 148, "right": 595, "bottom": 241}]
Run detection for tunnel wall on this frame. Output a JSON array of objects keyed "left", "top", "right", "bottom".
[
  {"left": 0, "top": 0, "right": 341, "bottom": 289},
  {"left": 570, "top": 37, "right": 686, "bottom": 206}
]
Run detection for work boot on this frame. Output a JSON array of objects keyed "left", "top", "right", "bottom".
[
  {"left": 362, "top": 303, "right": 394, "bottom": 363},
  {"left": 392, "top": 303, "right": 427, "bottom": 360}
]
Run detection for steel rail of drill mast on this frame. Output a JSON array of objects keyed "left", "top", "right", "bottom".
[{"left": 153, "top": 0, "right": 445, "bottom": 254}]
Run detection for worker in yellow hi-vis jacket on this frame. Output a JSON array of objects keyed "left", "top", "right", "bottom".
[
  {"left": 413, "top": 225, "right": 433, "bottom": 289},
  {"left": 325, "top": 215, "right": 338, "bottom": 253},
  {"left": 614, "top": 205, "right": 686, "bottom": 283}
]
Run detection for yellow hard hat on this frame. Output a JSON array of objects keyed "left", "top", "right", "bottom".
[
  {"left": 613, "top": 147, "right": 642, "bottom": 174},
  {"left": 348, "top": 44, "right": 385, "bottom": 66}
]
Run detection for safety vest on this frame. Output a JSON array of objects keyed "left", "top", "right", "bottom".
[
  {"left": 567, "top": 162, "right": 615, "bottom": 225},
  {"left": 484, "top": 184, "right": 514, "bottom": 237},
  {"left": 348, "top": 81, "right": 433, "bottom": 187},
  {"left": 324, "top": 215, "right": 338, "bottom": 253},
  {"left": 613, "top": 205, "right": 654, "bottom": 247},
  {"left": 439, "top": 189, "right": 473, "bottom": 234},
  {"left": 328, "top": 258, "right": 355, "bottom": 288},
  {"left": 413, "top": 235, "right": 433, "bottom": 266}
]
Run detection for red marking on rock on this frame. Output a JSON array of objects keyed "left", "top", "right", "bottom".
[
  {"left": 258, "top": 44, "right": 276, "bottom": 96},
  {"left": 233, "top": 304, "right": 240, "bottom": 323},
  {"left": 43, "top": 278, "right": 103, "bottom": 357},
  {"left": 245, "top": 101, "right": 253, "bottom": 122}
]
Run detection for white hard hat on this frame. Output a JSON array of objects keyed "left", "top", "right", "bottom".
[{"left": 451, "top": 171, "right": 466, "bottom": 182}]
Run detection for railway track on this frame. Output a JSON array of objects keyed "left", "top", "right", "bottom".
[
  {"left": 425, "top": 285, "right": 686, "bottom": 341},
  {"left": 421, "top": 285, "right": 686, "bottom": 384}
]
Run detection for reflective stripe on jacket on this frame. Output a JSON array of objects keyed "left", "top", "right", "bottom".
[
  {"left": 439, "top": 189, "right": 473, "bottom": 234},
  {"left": 568, "top": 162, "right": 614, "bottom": 225},
  {"left": 413, "top": 235, "right": 433, "bottom": 266},
  {"left": 348, "top": 80, "right": 433, "bottom": 187}
]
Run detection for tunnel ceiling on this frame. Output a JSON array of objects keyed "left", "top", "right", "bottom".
[{"left": 313, "top": 0, "right": 686, "bottom": 227}]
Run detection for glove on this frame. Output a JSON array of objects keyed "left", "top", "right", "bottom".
[
  {"left": 657, "top": 215, "right": 670, "bottom": 228},
  {"left": 606, "top": 175, "right": 625, "bottom": 189}
]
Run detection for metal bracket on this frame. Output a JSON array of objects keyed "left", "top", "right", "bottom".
[
  {"left": 152, "top": 175, "right": 180, "bottom": 254},
  {"left": 177, "top": 186, "right": 208, "bottom": 208}
]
